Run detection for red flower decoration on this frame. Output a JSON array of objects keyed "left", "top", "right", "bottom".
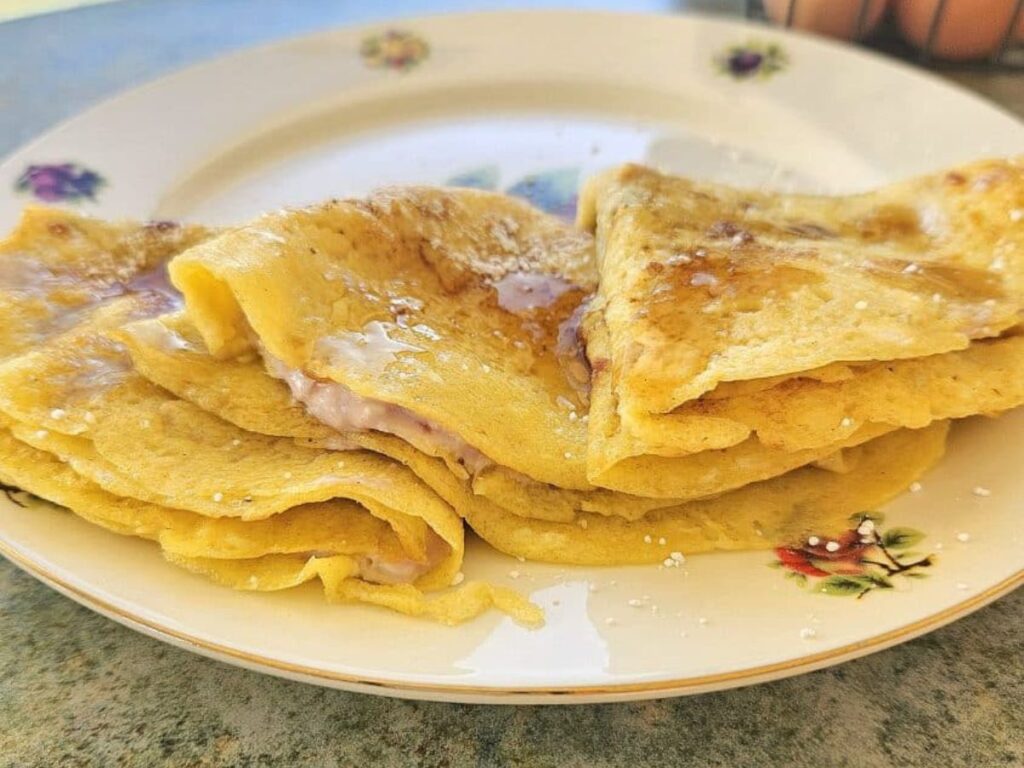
[{"left": 773, "top": 514, "right": 934, "bottom": 598}]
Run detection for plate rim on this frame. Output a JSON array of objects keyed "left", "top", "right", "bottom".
[
  {"left": 1, "top": 8, "right": 1022, "bottom": 704},
  {"left": 1, "top": 537, "right": 1019, "bottom": 704},
  {"left": 4, "top": 8, "right": 1024, "bottom": 171}
]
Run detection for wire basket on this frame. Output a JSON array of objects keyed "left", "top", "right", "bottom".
[{"left": 745, "top": 0, "right": 1024, "bottom": 69}]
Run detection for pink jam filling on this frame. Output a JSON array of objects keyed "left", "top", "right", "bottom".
[
  {"left": 262, "top": 353, "right": 491, "bottom": 475},
  {"left": 358, "top": 531, "right": 451, "bottom": 585},
  {"left": 303, "top": 530, "right": 450, "bottom": 585}
]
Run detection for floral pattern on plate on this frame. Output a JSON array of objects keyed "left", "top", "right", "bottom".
[
  {"left": 360, "top": 29, "right": 429, "bottom": 71},
  {"left": 15, "top": 163, "right": 105, "bottom": 203},
  {"left": 715, "top": 41, "right": 788, "bottom": 80},
  {"left": 445, "top": 166, "right": 580, "bottom": 219},
  {"left": 774, "top": 513, "right": 934, "bottom": 598}
]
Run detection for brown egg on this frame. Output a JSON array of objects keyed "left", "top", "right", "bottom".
[
  {"left": 764, "top": 0, "right": 889, "bottom": 40},
  {"left": 895, "top": 0, "right": 1018, "bottom": 60}
]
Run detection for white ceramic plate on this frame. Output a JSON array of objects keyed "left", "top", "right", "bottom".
[{"left": 1, "top": 10, "right": 1021, "bottom": 704}]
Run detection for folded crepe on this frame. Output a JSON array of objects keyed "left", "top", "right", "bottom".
[
  {"left": 170, "top": 187, "right": 598, "bottom": 489},
  {"left": 166, "top": 187, "right": 887, "bottom": 506},
  {"left": 0, "top": 209, "right": 538, "bottom": 625},
  {"left": 577, "top": 160, "right": 1024, "bottom": 495},
  {"left": 119, "top": 310, "right": 799, "bottom": 522},
  {"left": 117, "top": 310, "right": 949, "bottom": 563}
]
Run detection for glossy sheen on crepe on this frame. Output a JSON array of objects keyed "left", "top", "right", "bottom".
[
  {"left": 0, "top": 310, "right": 461, "bottom": 586},
  {"left": 169, "top": 188, "right": 598, "bottom": 489},
  {"left": 466, "top": 423, "right": 948, "bottom": 565},
  {"left": 577, "top": 160, "right": 1024, "bottom": 426},
  {"left": 0, "top": 206, "right": 209, "bottom": 360},
  {"left": 0, "top": 304, "right": 452, "bottom": 529},
  {"left": 167, "top": 188, "right": 876, "bottom": 502}
]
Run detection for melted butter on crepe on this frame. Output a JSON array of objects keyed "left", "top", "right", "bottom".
[
  {"left": 170, "top": 188, "right": 598, "bottom": 489},
  {"left": 0, "top": 301, "right": 457, "bottom": 547},
  {"left": 168, "top": 188, "right": 872, "bottom": 502},
  {"left": 578, "top": 160, "right": 1024, "bottom": 492}
]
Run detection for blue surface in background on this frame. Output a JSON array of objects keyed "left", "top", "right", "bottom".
[{"left": 0, "top": 0, "right": 754, "bottom": 157}]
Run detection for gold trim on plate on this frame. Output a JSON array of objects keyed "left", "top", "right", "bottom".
[{"left": 0, "top": 537, "right": 1020, "bottom": 701}]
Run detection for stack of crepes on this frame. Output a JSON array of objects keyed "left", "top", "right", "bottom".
[{"left": 1, "top": 157, "right": 1022, "bottom": 625}]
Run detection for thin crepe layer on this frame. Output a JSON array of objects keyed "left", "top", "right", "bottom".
[{"left": 467, "top": 423, "right": 948, "bottom": 565}]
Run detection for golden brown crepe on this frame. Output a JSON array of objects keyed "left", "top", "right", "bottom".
[
  {"left": 578, "top": 159, "right": 1023, "bottom": 411},
  {"left": 120, "top": 311, "right": 838, "bottom": 519},
  {"left": 3, "top": 160, "right": 1021, "bottom": 626},
  {"left": 577, "top": 160, "right": 1024, "bottom": 493}
]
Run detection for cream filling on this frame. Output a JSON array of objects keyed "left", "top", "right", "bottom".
[
  {"left": 556, "top": 300, "right": 592, "bottom": 403},
  {"left": 359, "top": 530, "right": 452, "bottom": 585},
  {"left": 262, "top": 352, "right": 492, "bottom": 475},
  {"left": 492, "top": 271, "right": 575, "bottom": 313},
  {"left": 304, "top": 530, "right": 451, "bottom": 585}
]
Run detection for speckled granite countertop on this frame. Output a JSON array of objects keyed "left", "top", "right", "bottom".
[{"left": 1, "top": 2, "right": 1022, "bottom": 766}]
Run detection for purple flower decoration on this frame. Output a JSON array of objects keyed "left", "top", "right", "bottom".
[
  {"left": 715, "top": 41, "right": 788, "bottom": 81},
  {"left": 15, "top": 163, "right": 105, "bottom": 203},
  {"left": 729, "top": 50, "right": 763, "bottom": 76}
]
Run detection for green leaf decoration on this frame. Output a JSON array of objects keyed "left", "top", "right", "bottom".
[
  {"left": 817, "top": 575, "right": 874, "bottom": 596},
  {"left": 861, "top": 572, "right": 894, "bottom": 589},
  {"left": 882, "top": 527, "right": 925, "bottom": 551},
  {"left": 904, "top": 572, "right": 930, "bottom": 579}
]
